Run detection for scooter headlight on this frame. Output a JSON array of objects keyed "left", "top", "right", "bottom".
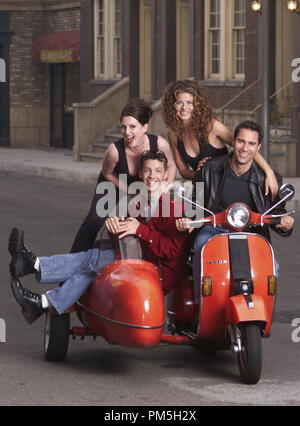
[{"left": 226, "top": 203, "right": 251, "bottom": 229}]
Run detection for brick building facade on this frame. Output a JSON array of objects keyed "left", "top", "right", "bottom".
[
  {"left": 1, "top": 0, "right": 300, "bottom": 175},
  {"left": 0, "top": 0, "right": 80, "bottom": 149},
  {"left": 79, "top": 1, "right": 273, "bottom": 109}
]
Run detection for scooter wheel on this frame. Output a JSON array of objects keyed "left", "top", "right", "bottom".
[
  {"left": 44, "top": 311, "right": 70, "bottom": 362},
  {"left": 237, "top": 324, "right": 262, "bottom": 385}
]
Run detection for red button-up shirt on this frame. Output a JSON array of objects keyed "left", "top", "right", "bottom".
[{"left": 135, "top": 195, "right": 190, "bottom": 294}]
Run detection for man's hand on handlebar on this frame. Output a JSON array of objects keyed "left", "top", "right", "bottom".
[
  {"left": 175, "top": 218, "right": 194, "bottom": 234},
  {"left": 275, "top": 215, "right": 294, "bottom": 232}
]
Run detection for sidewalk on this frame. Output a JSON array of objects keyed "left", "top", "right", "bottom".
[
  {"left": 0, "top": 147, "right": 299, "bottom": 211},
  {"left": 0, "top": 147, "right": 101, "bottom": 185}
]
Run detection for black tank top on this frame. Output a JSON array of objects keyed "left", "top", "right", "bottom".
[
  {"left": 177, "top": 139, "right": 228, "bottom": 171},
  {"left": 98, "top": 133, "right": 158, "bottom": 185}
]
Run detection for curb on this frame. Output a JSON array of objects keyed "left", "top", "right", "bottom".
[{"left": 0, "top": 159, "right": 100, "bottom": 185}]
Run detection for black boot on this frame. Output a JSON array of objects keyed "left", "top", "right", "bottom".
[
  {"left": 10, "top": 278, "right": 46, "bottom": 324},
  {"left": 8, "top": 228, "right": 37, "bottom": 278}
]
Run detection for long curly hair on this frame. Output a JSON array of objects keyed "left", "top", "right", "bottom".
[{"left": 162, "top": 80, "right": 213, "bottom": 143}]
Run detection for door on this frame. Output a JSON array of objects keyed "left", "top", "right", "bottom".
[
  {"left": 50, "top": 64, "right": 64, "bottom": 148},
  {"left": 139, "top": 0, "right": 152, "bottom": 100}
]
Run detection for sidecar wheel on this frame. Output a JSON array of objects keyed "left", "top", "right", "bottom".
[
  {"left": 237, "top": 324, "right": 262, "bottom": 385},
  {"left": 44, "top": 311, "right": 70, "bottom": 362}
]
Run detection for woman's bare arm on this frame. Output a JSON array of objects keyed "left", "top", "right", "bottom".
[{"left": 167, "top": 130, "right": 196, "bottom": 180}]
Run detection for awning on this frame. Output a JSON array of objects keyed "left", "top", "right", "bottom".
[{"left": 33, "top": 30, "right": 80, "bottom": 63}]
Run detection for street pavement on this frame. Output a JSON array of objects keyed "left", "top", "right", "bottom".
[
  {"left": 0, "top": 147, "right": 100, "bottom": 185},
  {"left": 0, "top": 148, "right": 300, "bottom": 407},
  {"left": 0, "top": 146, "right": 299, "bottom": 212},
  {"left": 0, "top": 172, "right": 299, "bottom": 407}
]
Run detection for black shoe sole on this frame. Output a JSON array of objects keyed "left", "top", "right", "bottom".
[
  {"left": 8, "top": 228, "right": 25, "bottom": 279},
  {"left": 10, "top": 278, "right": 40, "bottom": 325}
]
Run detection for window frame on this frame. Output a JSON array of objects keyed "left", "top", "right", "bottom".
[
  {"left": 94, "top": 0, "right": 122, "bottom": 80},
  {"left": 204, "top": 0, "right": 245, "bottom": 81},
  {"left": 232, "top": 0, "right": 246, "bottom": 79}
]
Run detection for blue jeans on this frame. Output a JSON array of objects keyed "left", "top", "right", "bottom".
[
  {"left": 37, "top": 249, "right": 115, "bottom": 314},
  {"left": 193, "top": 226, "right": 279, "bottom": 304}
]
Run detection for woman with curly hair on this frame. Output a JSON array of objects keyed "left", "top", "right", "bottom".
[{"left": 162, "top": 80, "right": 278, "bottom": 198}]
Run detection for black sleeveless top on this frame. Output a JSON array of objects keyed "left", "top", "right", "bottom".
[
  {"left": 177, "top": 139, "right": 228, "bottom": 171},
  {"left": 98, "top": 133, "right": 158, "bottom": 185}
]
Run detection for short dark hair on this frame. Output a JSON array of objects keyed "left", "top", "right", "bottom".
[
  {"left": 120, "top": 99, "right": 153, "bottom": 126},
  {"left": 140, "top": 150, "right": 168, "bottom": 171},
  {"left": 234, "top": 120, "right": 264, "bottom": 144}
]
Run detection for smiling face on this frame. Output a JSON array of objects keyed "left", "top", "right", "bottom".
[
  {"left": 232, "top": 128, "right": 261, "bottom": 167},
  {"left": 140, "top": 158, "right": 168, "bottom": 195},
  {"left": 120, "top": 115, "right": 148, "bottom": 147},
  {"left": 174, "top": 91, "right": 194, "bottom": 123}
]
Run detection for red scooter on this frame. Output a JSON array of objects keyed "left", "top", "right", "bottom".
[{"left": 41, "top": 184, "right": 294, "bottom": 385}]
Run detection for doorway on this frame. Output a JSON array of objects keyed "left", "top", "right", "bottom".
[{"left": 50, "top": 63, "right": 75, "bottom": 149}]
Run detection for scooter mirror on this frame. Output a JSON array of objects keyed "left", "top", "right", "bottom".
[
  {"left": 173, "top": 182, "right": 193, "bottom": 201},
  {"left": 173, "top": 182, "right": 186, "bottom": 197},
  {"left": 279, "top": 183, "right": 295, "bottom": 202}
]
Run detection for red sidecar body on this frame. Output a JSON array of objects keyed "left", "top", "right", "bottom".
[{"left": 78, "top": 258, "right": 165, "bottom": 348}]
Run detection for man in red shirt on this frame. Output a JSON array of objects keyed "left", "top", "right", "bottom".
[{"left": 9, "top": 150, "right": 190, "bottom": 324}]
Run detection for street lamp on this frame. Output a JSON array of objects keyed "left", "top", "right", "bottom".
[
  {"left": 251, "top": 0, "right": 270, "bottom": 161},
  {"left": 251, "top": 1, "right": 262, "bottom": 13},
  {"left": 287, "top": 0, "right": 300, "bottom": 13},
  {"left": 252, "top": 0, "right": 299, "bottom": 13},
  {"left": 252, "top": 1, "right": 300, "bottom": 163}
]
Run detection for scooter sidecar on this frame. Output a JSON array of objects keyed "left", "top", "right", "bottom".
[
  {"left": 77, "top": 258, "right": 165, "bottom": 348},
  {"left": 43, "top": 236, "right": 165, "bottom": 361}
]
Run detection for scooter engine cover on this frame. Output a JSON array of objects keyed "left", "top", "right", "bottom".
[
  {"left": 78, "top": 259, "right": 165, "bottom": 348},
  {"left": 198, "top": 233, "right": 276, "bottom": 339}
]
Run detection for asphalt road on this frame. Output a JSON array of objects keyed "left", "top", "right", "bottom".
[{"left": 0, "top": 171, "right": 300, "bottom": 407}]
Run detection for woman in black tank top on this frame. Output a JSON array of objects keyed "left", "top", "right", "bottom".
[
  {"left": 162, "top": 80, "right": 278, "bottom": 196},
  {"left": 71, "top": 99, "right": 176, "bottom": 253},
  {"left": 162, "top": 80, "right": 232, "bottom": 181}
]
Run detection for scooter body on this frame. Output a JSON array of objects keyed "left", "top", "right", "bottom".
[{"left": 198, "top": 232, "right": 276, "bottom": 340}]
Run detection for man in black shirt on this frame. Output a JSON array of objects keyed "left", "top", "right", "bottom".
[{"left": 177, "top": 120, "right": 294, "bottom": 303}]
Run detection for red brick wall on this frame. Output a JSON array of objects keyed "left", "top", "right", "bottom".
[
  {"left": 194, "top": 0, "right": 260, "bottom": 111},
  {"left": 10, "top": 7, "right": 80, "bottom": 108},
  {"left": 80, "top": 0, "right": 117, "bottom": 103},
  {"left": 9, "top": 5, "right": 80, "bottom": 147},
  {"left": 10, "top": 12, "right": 48, "bottom": 108}
]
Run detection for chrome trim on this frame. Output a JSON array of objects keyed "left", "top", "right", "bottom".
[
  {"left": 261, "top": 190, "right": 294, "bottom": 225},
  {"left": 176, "top": 190, "right": 216, "bottom": 226},
  {"left": 76, "top": 302, "right": 165, "bottom": 330}
]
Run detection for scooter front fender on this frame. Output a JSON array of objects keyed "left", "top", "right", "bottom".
[{"left": 225, "top": 295, "right": 270, "bottom": 334}]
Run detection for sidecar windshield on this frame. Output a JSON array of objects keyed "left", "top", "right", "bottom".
[{"left": 119, "top": 236, "right": 143, "bottom": 260}]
